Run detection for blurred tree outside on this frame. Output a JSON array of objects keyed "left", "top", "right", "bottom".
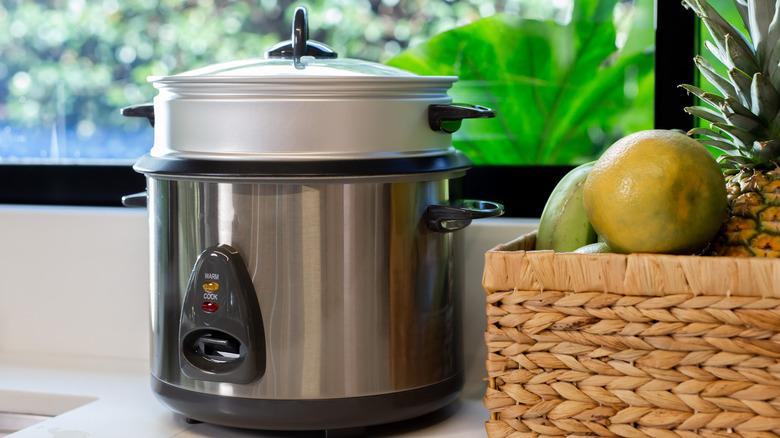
[{"left": 0, "top": 0, "right": 653, "bottom": 164}]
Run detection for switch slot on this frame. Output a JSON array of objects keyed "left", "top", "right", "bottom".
[{"left": 196, "top": 333, "right": 241, "bottom": 362}]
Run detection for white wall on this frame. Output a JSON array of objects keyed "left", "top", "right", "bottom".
[
  {"left": 0, "top": 205, "right": 535, "bottom": 396},
  {"left": 0, "top": 205, "right": 150, "bottom": 360}
]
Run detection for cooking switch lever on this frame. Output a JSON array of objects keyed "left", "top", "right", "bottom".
[{"left": 195, "top": 333, "right": 241, "bottom": 362}]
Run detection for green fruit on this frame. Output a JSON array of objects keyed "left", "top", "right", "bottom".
[
  {"left": 572, "top": 241, "right": 613, "bottom": 254},
  {"left": 535, "top": 161, "right": 598, "bottom": 252}
]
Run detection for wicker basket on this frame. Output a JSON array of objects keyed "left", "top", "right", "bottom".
[{"left": 483, "top": 231, "right": 780, "bottom": 438}]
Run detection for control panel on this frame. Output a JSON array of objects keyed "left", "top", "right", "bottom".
[{"left": 179, "top": 244, "right": 265, "bottom": 384}]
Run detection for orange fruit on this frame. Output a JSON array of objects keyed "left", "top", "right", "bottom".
[{"left": 583, "top": 129, "right": 727, "bottom": 254}]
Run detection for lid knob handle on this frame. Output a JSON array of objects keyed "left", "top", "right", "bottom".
[
  {"left": 265, "top": 6, "right": 338, "bottom": 69},
  {"left": 292, "top": 7, "right": 308, "bottom": 63}
]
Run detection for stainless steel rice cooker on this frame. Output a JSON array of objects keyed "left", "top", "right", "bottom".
[{"left": 123, "top": 7, "right": 503, "bottom": 435}]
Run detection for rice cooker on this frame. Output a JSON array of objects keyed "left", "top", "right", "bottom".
[{"left": 122, "top": 7, "right": 503, "bottom": 436}]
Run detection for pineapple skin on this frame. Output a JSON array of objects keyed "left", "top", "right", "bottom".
[{"left": 712, "top": 166, "right": 780, "bottom": 257}]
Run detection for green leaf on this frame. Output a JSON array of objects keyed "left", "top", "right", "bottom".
[
  {"left": 727, "top": 67, "right": 754, "bottom": 107},
  {"left": 718, "top": 154, "right": 753, "bottom": 167},
  {"left": 684, "top": 0, "right": 755, "bottom": 66},
  {"left": 766, "top": 2, "right": 780, "bottom": 83},
  {"left": 697, "top": 138, "right": 741, "bottom": 154},
  {"left": 757, "top": 140, "right": 780, "bottom": 162},
  {"left": 704, "top": 40, "right": 731, "bottom": 70},
  {"left": 766, "top": 36, "right": 780, "bottom": 85},
  {"left": 693, "top": 55, "right": 737, "bottom": 99},
  {"left": 710, "top": 122, "right": 757, "bottom": 150},
  {"left": 680, "top": 84, "right": 727, "bottom": 108},
  {"left": 725, "top": 34, "right": 760, "bottom": 77},
  {"left": 386, "top": 9, "right": 653, "bottom": 165},
  {"left": 684, "top": 105, "right": 728, "bottom": 125},
  {"left": 724, "top": 111, "right": 762, "bottom": 130},
  {"left": 733, "top": 0, "right": 750, "bottom": 32},
  {"left": 768, "top": 106, "right": 780, "bottom": 133},
  {"left": 688, "top": 126, "right": 729, "bottom": 141},
  {"left": 722, "top": 94, "right": 754, "bottom": 119},
  {"left": 746, "top": 0, "right": 775, "bottom": 66},
  {"left": 751, "top": 72, "right": 780, "bottom": 124}
]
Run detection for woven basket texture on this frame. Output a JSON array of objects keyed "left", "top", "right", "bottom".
[{"left": 483, "top": 231, "right": 780, "bottom": 438}]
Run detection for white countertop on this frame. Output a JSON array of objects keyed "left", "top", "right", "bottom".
[
  {"left": 0, "top": 206, "right": 536, "bottom": 437},
  {"left": 0, "top": 354, "right": 490, "bottom": 437}
]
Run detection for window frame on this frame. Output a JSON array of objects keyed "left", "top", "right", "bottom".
[
  {"left": 0, "top": 4, "right": 696, "bottom": 216},
  {"left": 2, "top": 164, "right": 145, "bottom": 207}
]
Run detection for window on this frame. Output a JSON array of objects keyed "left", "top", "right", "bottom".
[{"left": 0, "top": 0, "right": 672, "bottom": 215}]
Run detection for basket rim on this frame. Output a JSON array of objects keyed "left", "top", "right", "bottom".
[{"left": 483, "top": 230, "right": 780, "bottom": 298}]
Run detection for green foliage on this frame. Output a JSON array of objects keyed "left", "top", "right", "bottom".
[
  {"left": 387, "top": 0, "right": 654, "bottom": 165},
  {"left": 0, "top": 0, "right": 653, "bottom": 163},
  {"left": 0, "top": 0, "right": 507, "bottom": 159}
]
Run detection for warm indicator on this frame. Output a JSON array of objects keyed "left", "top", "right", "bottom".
[
  {"left": 202, "top": 281, "right": 220, "bottom": 292},
  {"left": 201, "top": 302, "right": 219, "bottom": 313}
]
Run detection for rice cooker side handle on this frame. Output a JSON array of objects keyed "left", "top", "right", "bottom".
[
  {"left": 121, "top": 103, "right": 155, "bottom": 127},
  {"left": 428, "top": 104, "right": 494, "bottom": 134},
  {"left": 121, "top": 192, "right": 148, "bottom": 208},
  {"left": 119, "top": 104, "right": 153, "bottom": 209},
  {"left": 425, "top": 200, "right": 504, "bottom": 233}
]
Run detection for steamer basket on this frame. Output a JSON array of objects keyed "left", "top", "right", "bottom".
[{"left": 483, "top": 231, "right": 780, "bottom": 438}]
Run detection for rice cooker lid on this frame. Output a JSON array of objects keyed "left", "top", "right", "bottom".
[
  {"left": 149, "top": 52, "right": 432, "bottom": 83},
  {"left": 149, "top": 8, "right": 454, "bottom": 85},
  {"left": 129, "top": 7, "right": 493, "bottom": 179}
]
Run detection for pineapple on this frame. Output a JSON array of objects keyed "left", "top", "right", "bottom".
[{"left": 680, "top": 0, "right": 780, "bottom": 257}]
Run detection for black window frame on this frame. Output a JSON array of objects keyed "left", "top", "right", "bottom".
[{"left": 0, "top": 4, "right": 696, "bottom": 217}]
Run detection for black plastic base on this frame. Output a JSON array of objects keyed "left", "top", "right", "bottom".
[{"left": 152, "top": 372, "right": 463, "bottom": 432}]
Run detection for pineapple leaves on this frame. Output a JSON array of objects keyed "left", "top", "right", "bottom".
[
  {"left": 768, "top": 34, "right": 780, "bottom": 85},
  {"left": 688, "top": 126, "right": 742, "bottom": 154},
  {"left": 680, "top": 84, "right": 726, "bottom": 108},
  {"left": 711, "top": 121, "right": 757, "bottom": 150},
  {"left": 724, "top": 94, "right": 755, "bottom": 119},
  {"left": 688, "top": 126, "right": 729, "bottom": 140},
  {"left": 717, "top": 153, "right": 754, "bottom": 167},
  {"left": 683, "top": 0, "right": 756, "bottom": 69},
  {"left": 697, "top": 138, "right": 742, "bottom": 154},
  {"left": 733, "top": 0, "right": 750, "bottom": 30},
  {"left": 685, "top": 105, "right": 729, "bottom": 125},
  {"left": 757, "top": 140, "right": 780, "bottom": 161},
  {"left": 751, "top": 72, "right": 780, "bottom": 124},
  {"left": 725, "top": 111, "right": 765, "bottom": 133},
  {"left": 685, "top": 0, "right": 780, "bottom": 169},
  {"left": 767, "top": 2, "right": 780, "bottom": 83},
  {"left": 746, "top": 0, "right": 775, "bottom": 66},
  {"left": 728, "top": 68, "right": 754, "bottom": 108},
  {"left": 725, "top": 34, "right": 760, "bottom": 77},
  {"left": 692, "top": 56, "right": 738, "bottom": 99},
  {"left": 730, "top": 1, "right": 780, "bottom": 88},
  {"left": 769, "top": 108, "right": 780, "bottom": 134}
]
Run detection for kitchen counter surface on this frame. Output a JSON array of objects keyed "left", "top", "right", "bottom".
[
  {"left": 0, "top": 353, "right": 489, "bottom": 437},
  {"left": 0, "top": 206, "right": 536, "bottom": 438}
]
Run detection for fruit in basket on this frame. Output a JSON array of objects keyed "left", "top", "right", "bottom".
[
  {"left": 680, "top": 0, "right": 780, "bottom": 257},
  {"left": 583, "top": 129, "right": 727, "bottom": 254},
  {"left": 535, "top": 161, "right": 598, "bottom": 252},
  {"left": 572, "top": 241, "right": 613, "bottom": 254}
]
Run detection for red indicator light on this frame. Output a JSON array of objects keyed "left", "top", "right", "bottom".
[{"left": 201, "top": 302, "right": 219, "bottom": 313}]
